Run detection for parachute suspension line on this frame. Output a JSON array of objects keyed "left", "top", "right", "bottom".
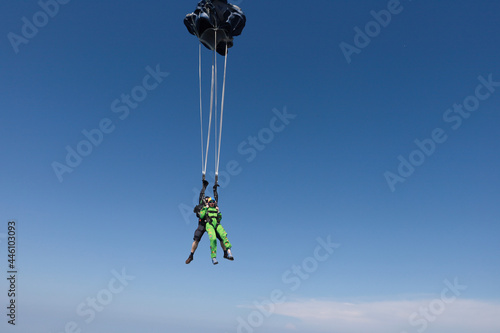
[
  {"left": 203, "top": 58, "right": 216, "bottom": 175},
  {"left": 199, "top": 44, "right": 205, "bottom": 176},
  {"left": 214, "top": 30, "right": 218, "bottom": 177},
  {"left": 215, "top": 43, "right": 228, "bottom": 177}
]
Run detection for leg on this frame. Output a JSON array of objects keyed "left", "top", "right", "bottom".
[
  {"left": 186, "top": 223, "right": 205, "bottom": 264},
  {"left": 190, "top": 240, "right": 200, "bottom": 253},
  {"left": 206, "top": 223, "right": 218, "bottom": 259},
  {"left": 216, "top": 224, "right": 234, "bottom": 260},
  {"left": 216, "top": 224, "right": 231, "bottom": 250},
  {"left": 216, "top": 231, "right": 226, "bottom": 251}
]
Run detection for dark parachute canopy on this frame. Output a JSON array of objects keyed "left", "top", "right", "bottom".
[{"left": 184, "top": 0, "right": 246, "bottom": 55}]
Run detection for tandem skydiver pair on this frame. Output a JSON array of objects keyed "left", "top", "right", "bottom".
[{"left": 185, "top": 179, "right": 234, "bottom": 265}]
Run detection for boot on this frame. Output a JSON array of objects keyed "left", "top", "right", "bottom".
[{"left": 223, "top": 249, "right": 234, "bottom": 261}]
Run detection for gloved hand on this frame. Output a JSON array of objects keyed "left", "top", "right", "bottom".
[
  {"left": 203, "top": 179, "right": 209, "bottom": 188},
  {"left": 213, "top": 183, "right": 219, "bottom": 191}
]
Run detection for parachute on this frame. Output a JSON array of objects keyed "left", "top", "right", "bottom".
[
  {"left": 184, "top": 0, "right": 246, "bottom": 185},
  {"left": 184, "top": 0, "right": 246, "bottom": 56}
]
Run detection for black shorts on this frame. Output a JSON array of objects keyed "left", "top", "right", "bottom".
[{"left": 193, "top": 221, "right": 222, "bottom": 242}]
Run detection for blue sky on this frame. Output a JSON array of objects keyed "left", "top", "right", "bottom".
[{"left": 1, "top": 0, "right": 500, "bottom": 332}]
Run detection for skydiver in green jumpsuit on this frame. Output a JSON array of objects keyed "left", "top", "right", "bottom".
[
  {"left": 185, "top": 180, "right": 234, "bottom": 265},
  {"left": 198, "top": 188, "right": 233, "bottom": 265}
]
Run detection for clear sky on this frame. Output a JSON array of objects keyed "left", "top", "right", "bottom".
[{"left": 1, "top": 0, "right": 500, "bottom": 332}]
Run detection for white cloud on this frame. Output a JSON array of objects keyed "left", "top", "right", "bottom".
[{"left": 271, "top": 298, "right": 500, "bottom": 333}]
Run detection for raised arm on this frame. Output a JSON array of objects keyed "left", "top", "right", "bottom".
[
  {"left": 213, "top": 182, "right": 219, "bottom": 203},
  {"left": 199, "top": 179, "right": 209, "bottom": 205}
]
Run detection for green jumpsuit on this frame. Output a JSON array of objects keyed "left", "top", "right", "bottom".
[{"left": 199, "top": 206, "right": 232, "bottom": 258}]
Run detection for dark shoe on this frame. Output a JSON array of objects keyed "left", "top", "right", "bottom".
[
  {"left": 185, "top": 255, "right": 194, "bottom": 264},
  {"left": 224, "top": 249, "right": 234, "bottom": 261}
]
